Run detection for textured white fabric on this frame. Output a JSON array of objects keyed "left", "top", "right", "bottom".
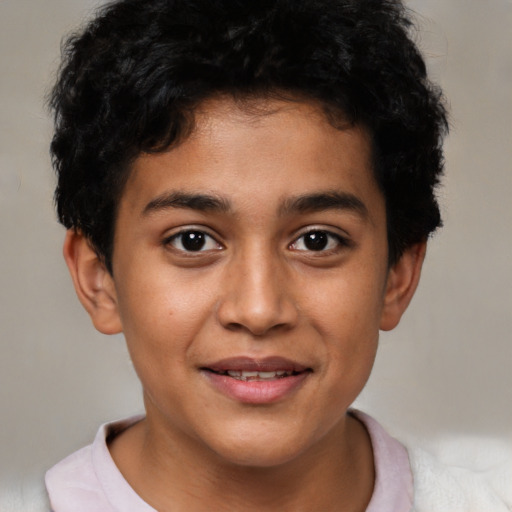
[
  {"left": 0, "top": 477, "right": 50, "bottom": 512},
  {"left": 409, "top": 442, "right": 512, "bottom": 512}
]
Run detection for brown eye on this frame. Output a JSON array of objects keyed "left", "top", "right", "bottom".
[
  {"left": 166, "top": 230, "right": 221, "bottom": 252},
  {"left": 303, "top": 231, "right": 328, "bottom": 251},
  {"left": 290, "top": 230, "right": 348, "bottom": 252},
  {"left": 180, "top": 231, "right": 206, "bottom": 251}
]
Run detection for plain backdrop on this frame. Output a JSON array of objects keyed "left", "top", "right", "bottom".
[{"left": 1, "top": 0, "right": 511, "bottom": 494}]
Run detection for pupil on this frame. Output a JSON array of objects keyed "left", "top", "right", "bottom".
[
  {"left": 182, "top": 231, "right": 205, "bottom": 251},
  {"left": 305, "top": 231, "right": 328, "bottom": 251}
]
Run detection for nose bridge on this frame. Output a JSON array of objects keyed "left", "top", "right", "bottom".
[{"left": 217, "top": 239, "right": 297, "bottom": 335}]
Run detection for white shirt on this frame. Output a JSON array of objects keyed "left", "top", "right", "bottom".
[{"left": 46, "top": 410, "right": 413, "bottom": 511}]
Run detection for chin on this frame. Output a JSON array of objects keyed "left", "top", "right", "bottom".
[
  {"left": 217, "top": 443, "right": 305, "bottom": 469},
  {"left": 203, "top": 420, "right": 318, "bottom": 469}
]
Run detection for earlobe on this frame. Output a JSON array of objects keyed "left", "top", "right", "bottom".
[
  {"left": 379, "top": 242, "right": 426, "bottom": 331},
  {"left": 63, "top": 230, "right": 123, "bottom": 335}
]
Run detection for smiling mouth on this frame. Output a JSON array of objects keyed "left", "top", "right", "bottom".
[
  {"left": 202, "top": 356, "right": 312, "bottom": 382},
  {"left": 205, "top": 369, "right": 304, "bottom": 381},
  {"left": 201, "top": 357, "right": 312, "bottom": 403}
]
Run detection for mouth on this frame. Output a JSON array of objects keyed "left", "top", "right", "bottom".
[
  {"left": 204, "top": 368, "right": 305, "bottom": 381},
  {"left": 200, "top": 357, "right": 312, "bottom": 404},
  {"left": 202, "top": 356, "right": 311, "bottom": 380}
]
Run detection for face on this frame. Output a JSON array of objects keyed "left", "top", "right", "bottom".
[{"left": 92, "top": 97, "right": 411, "bottom": 467}]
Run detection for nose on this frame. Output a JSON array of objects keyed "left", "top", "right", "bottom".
[{"left": 216, "top": 246, "right": 299, "bottom": 337}]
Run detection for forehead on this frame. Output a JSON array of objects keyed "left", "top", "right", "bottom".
[
  {"left": 190, "top": 96, "right": 370, "bottom": 171},
  {"left": 121, "top": 96, "right": 381, "bottom": 219}
]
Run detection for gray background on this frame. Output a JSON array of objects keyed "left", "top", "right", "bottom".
[{"left": 1, "top": 0, "right": 511, "bottom": 493}]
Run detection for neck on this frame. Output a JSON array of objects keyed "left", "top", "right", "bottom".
[{"left": 109, "top": 411, "right": 374, "bottom": 512}]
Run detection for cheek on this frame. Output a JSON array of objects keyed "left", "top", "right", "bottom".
[
  {"left": 118, "top": 263, "right": 214, "bottom": 324},
  {"left": 303, "top": 271, "right": 383, "bottom": 379},
  {"left": 114, "top": 272, "right": 213, "bottom": 370},
  {"left": 305, "top": 269, "right": 386, "bottom": 336}
]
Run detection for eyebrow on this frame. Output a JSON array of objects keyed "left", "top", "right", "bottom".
[
  {"left": 142, "top": 189, "right": 368, "bottom": 219},
  {"left": 142, "top": 191, "right": 232, "bottom": 216},
  {"left": 279, "top": 191, "right": 369, "bottom": 219}
]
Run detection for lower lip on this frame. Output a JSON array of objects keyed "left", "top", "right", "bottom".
[{"left": 202, "top": 371, "right": 310, "bottom": 404}]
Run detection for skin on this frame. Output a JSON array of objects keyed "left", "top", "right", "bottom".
[{"left": 64, "top": 97, "right": 425, "bottom": 511}]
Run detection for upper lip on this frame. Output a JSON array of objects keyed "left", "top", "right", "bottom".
[{"left": 202, "top": 356, "right": 311, "bottom": 373}]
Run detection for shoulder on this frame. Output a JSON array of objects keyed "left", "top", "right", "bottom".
[
  {"left": 407, "top": 437, "right": 512, "bottom": 512},
  {"left": 45, "top": 416, "right": 146, "bottom": 512},
  {"left": 351, "top": 410, "right": 414, "bottom": 512},
  {"left": 353, "top": 410, "right": 512, "bottom": 512},
  {"left": 45, "top": 443, "right": 111, "bottom": 512}
]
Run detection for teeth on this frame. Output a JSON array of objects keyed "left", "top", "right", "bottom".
[
  {"left": 258, "top": 371, "right": 278, "bottom": 379},
  {"left": 226, "top": 370, "right": 293, "bottom": 381}
]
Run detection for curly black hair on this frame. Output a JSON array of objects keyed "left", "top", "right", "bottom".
[{"left": 50, "top": 0, "right": 448, "bottom": 272}]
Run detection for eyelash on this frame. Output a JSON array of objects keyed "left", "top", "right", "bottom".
[{"left": 164, "top": 228, "right": 350, "bottom": 255}]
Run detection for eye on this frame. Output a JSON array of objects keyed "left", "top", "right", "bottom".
[
  {"left": 165, "top": 230, "right": 222, "bottom": 252},
  {"left": 290, "top": 230, "right": 348, "bottom": 252}
]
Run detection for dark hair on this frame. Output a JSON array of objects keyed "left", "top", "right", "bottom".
[{"left": 50, "top": 0, "right": 448, "bottom": 271}]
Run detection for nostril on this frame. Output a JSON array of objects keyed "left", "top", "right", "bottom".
[
  {"left": 224, "top": 321, "right": 245, "bottom": 332},
  {"left": 222, "top": 318, "right": 294, "bottom": 337}
]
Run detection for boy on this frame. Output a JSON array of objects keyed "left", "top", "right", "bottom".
[{"left": 44, "top": 0, "right": 499, "bottom": 510}]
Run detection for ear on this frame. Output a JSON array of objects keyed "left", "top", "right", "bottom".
[
  {"left": 379, "top": 242, "right": 426, "bottom": 331},
  {"left": 63, "top": 230, "right": 123, "bottom": 335}
]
